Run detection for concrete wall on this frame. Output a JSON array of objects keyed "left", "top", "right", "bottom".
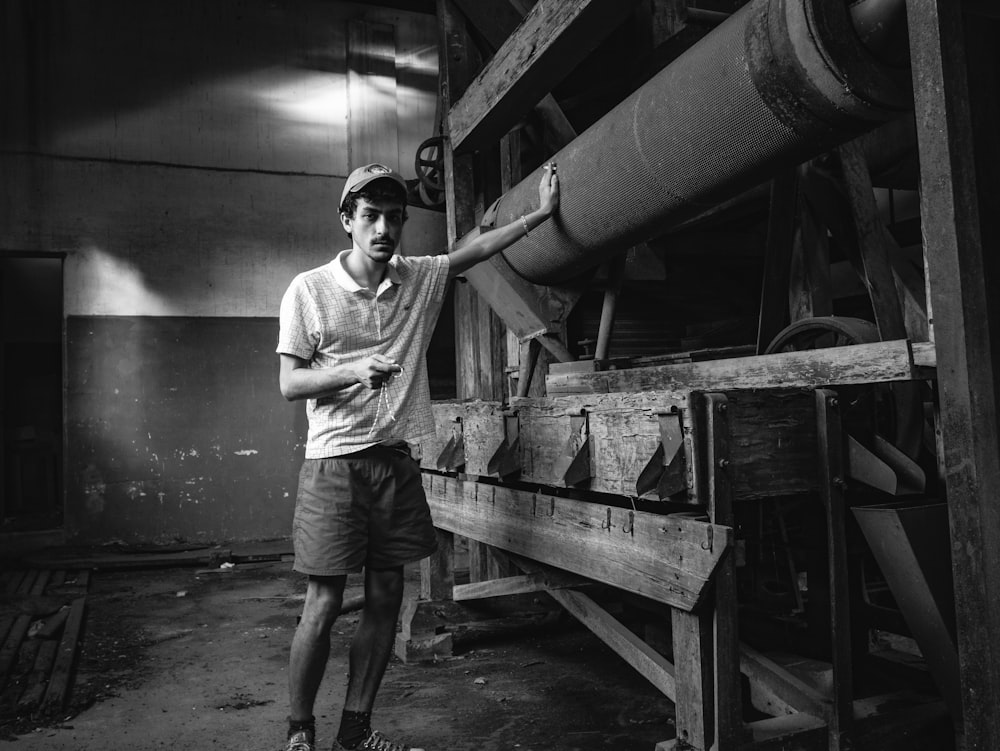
[{"left": 0, "top": 0, "right": 445, "bottom": 543}]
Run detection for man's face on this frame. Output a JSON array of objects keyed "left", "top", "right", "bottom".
[{"left": 341, "top": 196, "right": 405, "bottom": 264}]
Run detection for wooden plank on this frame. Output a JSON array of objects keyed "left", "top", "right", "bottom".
[
  {"left": 671, "top": 608, "right": 714, "bottom": 749},
  {"left": 789, "top": 192, "right": 833, "bottom": 322},
  {"left": 422, "top": 400, "right": 504, "bottom": 474},
  {"left": 816, "top": 390, "right": 853, "bottom": 750},
  {"left": 701, "top": 393, "right": 742, "bottom": 750},
  {"left": 448, "top": 0, "right": 638, "bottom": 154},
  {"left": 15, "top": 570, "right": 37, "bottom": 596},
  {"left": 346, "top": 20, "right": 399, "bottom": 168},
  {"left": 512, "top": 555, "right": 677, "bottom": 699},
  {"left": 420, "top": 529, "right": 455, "bottom": 601},
  {"left": 549, "top": 586, "right": 677, "bottom": 699},
  {"left": 40, "top": 596, "right": 86, "bottom": 714},
  {"left": 26, "top": 548, "right": 230, "bottom": 570},
  {"left": 838, "top": 140, "right": 908, "bottom": 342},
  {"left": 455, "top": 228, "right": 582, "bottom": 341},
  {"left": 0, "top": 616, "right": 13, "bottom": 647},
  {"left": 453, "top": 568, "right": 589, "bottom": 601},
  {"left": 29, "top": 570, "right": 51, "bottom": 597},
  {"left": 509, "top": 391, "right": 691, "bottom": 497},
  {"left": 430, "top": 389, "right": 819, "bottom": 500},
  {"left": 513, "top": 389, "right": 816, "bottom": 501},
  {"left": 424, "top": 474, "right": 731, "bottom": 611},
  {"left": 0, "top": 615, "right": 32, "bottom": 693},
  {"left": 16, "top": 639, "right": 59, "bottom": 713},
  {"left": 0, "top": 637, "right": 39, "bottom": 713},
  {"left": 546, "top": 339, "right": 930, "bottom": 395},
  {"left": 2, "top": 571, "right": 23, "bottom": 594},
  {"left": 740, "top": 643, "right": 830, "bottom": 721},
  {"left": 907, "top": 3, "right": 1000, "bottom": 750},
  {"left": 450, "top": 0, "right": 579, "bottom": 153}
]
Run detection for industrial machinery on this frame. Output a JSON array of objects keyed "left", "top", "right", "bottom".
[{"left": 403, "top": 1, "right": 980, "bottom": 749}]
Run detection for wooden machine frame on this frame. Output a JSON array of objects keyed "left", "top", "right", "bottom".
[{"left": 397, "top": 2, "right": 999, "bottom": 750}]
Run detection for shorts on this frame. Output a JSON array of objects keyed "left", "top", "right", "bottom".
[{"left": 292, "top": 445, "right": 437, "bottom": 576}]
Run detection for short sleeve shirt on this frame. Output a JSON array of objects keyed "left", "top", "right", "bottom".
[{"left": 277, "top": 250, "right": 450, "bottom": 458}]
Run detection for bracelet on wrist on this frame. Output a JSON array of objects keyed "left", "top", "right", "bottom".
[{"left": 520, "top": 215, "right": 530, "bottom": 237}]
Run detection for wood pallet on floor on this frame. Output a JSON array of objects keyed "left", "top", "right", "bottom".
[{"left": 0, "top": 568, "right": 90, "bottom": 724}]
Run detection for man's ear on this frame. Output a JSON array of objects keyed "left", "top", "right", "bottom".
[{"left": 339, "top": 211, "right": 352, "bottom": 234}]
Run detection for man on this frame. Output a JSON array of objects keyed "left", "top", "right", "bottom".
[{"left": 276, "top": 160, "right": 559, "bottom": 751}]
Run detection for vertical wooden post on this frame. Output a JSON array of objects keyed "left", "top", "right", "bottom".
[
  {"left": 907, "top": 3, "right": 1000, "bottom": 750},
  {"left": 815, "top": 389, "right": 853, "bottom": 751},
  {"left": 420, "top": 528, "right": 455, "bottom": 601},
  {"left": 670, "top": 392, "right": 741, "bottom": 751},
  {"left": 670, "top": 606, "right": 715, "bottom": 750}
]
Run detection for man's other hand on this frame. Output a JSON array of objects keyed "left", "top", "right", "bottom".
[{"left": 353, "top": 354, "right": 403, "bottom": 389}]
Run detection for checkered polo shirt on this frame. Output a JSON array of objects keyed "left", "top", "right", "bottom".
[{"left": 277, "top": 249, "right": 451, "bottom": 458}]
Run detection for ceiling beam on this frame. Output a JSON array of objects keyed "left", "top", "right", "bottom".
[
  {"left": 448, "top": 0, "right": 639, "bottom": 155},
  {"left": 451, "top": 0, "right": 578, "bottom": 151}
]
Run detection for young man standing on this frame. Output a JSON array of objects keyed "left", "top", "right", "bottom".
[{"left": 276, "top": 160, "right": 559, "bottom": 751}]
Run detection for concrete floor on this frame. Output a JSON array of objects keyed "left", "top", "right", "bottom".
[{"left": 5, "top": 558, "right": 677, "bottom": 750}]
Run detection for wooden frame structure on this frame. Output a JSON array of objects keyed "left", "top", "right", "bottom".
[{"left": 404, "top": 1, "right": 998, "bottom": 749}]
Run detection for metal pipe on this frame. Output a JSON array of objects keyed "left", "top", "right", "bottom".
[{"left": 482, "top": 0, "right": 911, "bottom": 285}]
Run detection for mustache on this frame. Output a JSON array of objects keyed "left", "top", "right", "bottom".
[{"left": 372, "top": 236, "right": 395, "bottom": 247}]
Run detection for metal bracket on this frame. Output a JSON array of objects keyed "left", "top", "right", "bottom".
[
  {"left": 487, "top": 411, "right": 521, "bottom": 478},
  {"left": 553, "top": 411, "right": 592, "bottom": 487},
  {"left": 636, "top": 409, "right": 687, "bottom": 499},
  {"left": 435, "top": 417, "right": 466, "bottom": 472}
]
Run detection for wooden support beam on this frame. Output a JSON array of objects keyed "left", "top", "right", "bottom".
[
  {"left": 422, "top": 474, "right": 731, "bottom": 611},
  {"left": 451, "top": 0, "right": 579, "bottom": 152},
  {"left": 788, "top": 189, "right": 833, "bottom": 322},
  {"left": 453, "top": 226, "right": 583, "bottom": 343},
  {"left": 448, "top": 0, "right": 638, "bottom": 154},
  {"left": 554, "top": 586, "right": 678, "bottom": 698},
  {"left": 420, "top": 528, "right": 455, "bottom": 601},
  {"left": 671, "top": 607, "right": 715, "bottom": 749},
  {"left": 838, "top": 140, "right": 908, "bottom": 342},
  {"left": 453, "top": 568, "right": 589, "bottom": 601},
  {"left": 739, "top": 643, "right": 830, "bottom": 721},
  {"left": 514, "top": 555, "right": 678, "bottom": 699},
  {"left": 907, "top": 2, "right": 1000, "bottom": 750},
  {"left": 703, "top": 393, "right": 742, "bottom": 750},
  {"left": 816, "top": 390, "right": 853, "bottom": 751},
  {"left": 547, "top": 339, "right": 934, "bottom": 395}
]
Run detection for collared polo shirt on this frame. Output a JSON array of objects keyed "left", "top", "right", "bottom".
[{"left": 277, "top": 249, "right": 451, "bottom": 458}]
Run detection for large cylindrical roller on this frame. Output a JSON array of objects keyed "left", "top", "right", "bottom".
[{"left": 483, "top": 0, "right": 910, "bottom": 285}]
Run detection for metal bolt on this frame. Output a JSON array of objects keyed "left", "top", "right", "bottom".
[
  {"left": 829, "top": 397, "right": 839, "bottom": 407},
  {"left": 718, "top": 403, "right": 728, "bottom": 412},
  {"left": 718, "top": 458, "right": 729, "bottom": 469}
]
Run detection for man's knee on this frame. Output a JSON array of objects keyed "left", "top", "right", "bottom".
[
  {"left": 300, "top": 575, "right": 347, "bottom": 629},
  {"left": 365, "top": 566, "right": 404, "bottom": 612}
]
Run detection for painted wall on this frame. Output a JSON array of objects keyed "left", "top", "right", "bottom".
[{"left": 1, "top": 0, "right": 445, "bottom": 543}]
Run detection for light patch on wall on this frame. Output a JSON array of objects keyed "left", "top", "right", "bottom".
[
  {"left": 260, "top": 70, "right": 348, "bottom": 126},
  {"left": 233, "top": 449, "right": 259, "bottom": 456},
  {"left": 66, "top": 246, "right": 183, "bottom": 316}
]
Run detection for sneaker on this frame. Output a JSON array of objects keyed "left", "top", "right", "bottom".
[
  {"left": 285, "top": 729, "right": 315, "bottom": 751},
  {"left": 332, "top": 729, "right": 424, "bottom": 751}
]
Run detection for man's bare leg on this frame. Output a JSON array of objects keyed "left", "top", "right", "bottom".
[
  {"left": 343, "top": 565, "right": 405, "bottom": 712},
  {"left": 289, "top": 574, "right": 347, "bottom": 721}
]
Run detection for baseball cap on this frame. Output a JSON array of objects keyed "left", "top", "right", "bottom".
[{"left": 339, "top": 163, "right": 408, "bottom": 208}]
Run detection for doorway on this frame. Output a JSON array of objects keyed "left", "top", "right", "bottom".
[{"left": 1, "top": 255, "right": 64, "bottom": 532}]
